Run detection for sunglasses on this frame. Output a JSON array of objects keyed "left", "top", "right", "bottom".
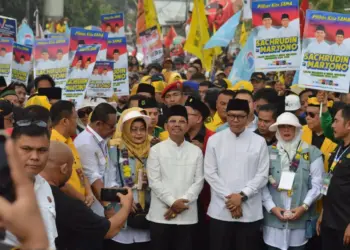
[
  {"left": 78, "top": 108, "right": 93, "bottom": 118},
  {"left": 306, "top": 112, "right": 317, "bottom": 118},
  {"left": 15, "top": 120, "right": 47, "bottom": 128}
]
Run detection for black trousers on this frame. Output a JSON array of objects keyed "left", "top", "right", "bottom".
[
  {"left": 103, "top": 240, "right": 150, "bottom": 250},
  {"left": 209, "top": 218, "right": 262, "bottom": 250},
  {"left": 321, "top": 226, "right": 350, "bottom": 250},
  {"left": 150, "top": 222, "right": 195, "bottom": 250}
]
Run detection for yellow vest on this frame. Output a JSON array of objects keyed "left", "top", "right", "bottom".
[
  {"left": 51, "top": 129, "right": 86, "bottom": 196},
  {"left": 301, "top": 125, "right": 337, "bottom": 213},
  {"left": 205, "top": 112, "right": 224, "bottom": 132}
]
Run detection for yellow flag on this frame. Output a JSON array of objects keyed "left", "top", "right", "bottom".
[
  {"left": 240, "top": 22, "right": 248, "bottom": 47},
  {"left": 184, "top": 0, "right": 213, "bottom": 70},
  {"left": 136, "top": 0, "right": 161, "bottom": 43}
]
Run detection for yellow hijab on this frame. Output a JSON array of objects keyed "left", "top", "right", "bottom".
[{"left": 111, "top": 108, "right": 151, "bottom": 209}]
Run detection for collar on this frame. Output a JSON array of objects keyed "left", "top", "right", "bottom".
[
  {"left": 167, "top": 137, "right": 186, "bottom": 148},
  {"left": 35, "top": 175, "right": 46, "bottom": 192},
  {"left": 87, "top": 125, "right": 104, "bottom": 143},
  {"left": 248, "top": 115, "right": 258, "bottom": 128},
  {"left": 213, "top": 112, "right": 224, "bottom": 126},
  {"left": 51, "top": 129, "right": 69, "bottom": 144}
]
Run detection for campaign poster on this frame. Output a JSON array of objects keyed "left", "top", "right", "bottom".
[
  {"left": 101, "top": 13, "right": 125, "bottom": 37},
  {"left": 12, "top": 43, "right": 32, "bottom": 85},
  {"left": 252, "top": 0, "right": 301, "bottom": 71},
  {"left": 299, "top": 10, "right": 350, "bottom": 93},
  {"left": 107, "top": 37, "right": 129, "bottom": 96},
  {"left": 33, "top": 37, "right": 70, "bottom": 89},
  {"left": 70, "top": 27, "right": 108, "bottom": 61},
  {"left": 47, "top": 33, "right": 67, "bottom": 39},
  {"left": 63, "top": 44, "right": 100, "bottom": 106},
  {"left": 139, "top": 26, "right": 164, "bottom": 65},
  {"left": 0, "top": 16, "right": 17, "bottom": 41},
  {"left": 0, "top": 37, "right": 14, "bottom": 84},
  {"left": 86, "top": 61, "right": 114, "bottom": 98}
]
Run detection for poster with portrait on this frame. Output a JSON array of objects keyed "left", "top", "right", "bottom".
[
  {"left": 12, "top": 43, "right": 32, "bottom": 85},
  {"left": 33, "top": 37, "right": 70, "bottom": 89},
  {"left": 139, "top": 26, "right": 164, "bottom": 66},
  {"left": 70, "top": 27, "right": 108, "bottom": 61},
  {"left": 299, "top": 10, "right": 350, "bottom": 93},
  {"left": 0, "top": 37, "right": 14, "bottom": 84},
  {"left": 86, "top": 61, "right": 114, "bottom": 98},
  {"left": 107, "top": 37, "right": 129, "bottom": 96},
  {"left": 63, "top": 44, "right": 100, "bottom": 106},
  {"left": 252, "top": 0, "right": 301, "bottom": 71},
  {"left": 101, "top": 13, "right": 125, "bottom": 38},
  {"left": 0, "top": 16, "right": 17, "bottom": 40}
]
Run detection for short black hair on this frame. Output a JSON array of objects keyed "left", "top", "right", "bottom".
[
  {"left": 235, "top": 89, "right": 253, "bottom": 99},
  {"left": 191, "top": 73, "right": 206, "bottom": 82},
  {"left": 33, "top": 74, "right": 55, "bottom": 89},
  {"left": 258, "top": 104, "right": 278, "bottom": 121},
  {"left": 340, "top": 105, "right": 350, "bottom": 123},
  {"left": 127, "top": 94, "right": 148, "bottom": 107},
  {"left": 253, "top": 88, "right": 279, "bottom": 103},
  {"left": 90, "top": 103, "right": 116, "bottom": 123},
  {"left": 204, "top": 88, "right": 221, "bottom": 111},
  {"left": 200, "top": 81, "right": 211, "bottom": 87},
  {"left": 50, "top": 100, "right": 75, "bottom": 126},
  {"left": 22, "top": 105, "right": 51, "bottom": 124},
  {"left": 219, "top": 89, "right": 236, "bottom": 99},
  {"left": 192, "top": 59, "right": 202, "bottom": 68},
  {"left": 12, "top": 82, "right": 27, "bottom": 91}
]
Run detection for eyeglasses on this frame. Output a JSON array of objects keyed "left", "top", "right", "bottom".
[
  {"left": 78, "top": 108, "right": 93, "bottom": 118},
  {"left": 227, "top": 114, "right": 247, "bottom": 121},
  {"left": 306, "top": 112, "right": 317, "bottom": 118},
  {"left": 15, "top": 120, "right": 48, "bottom": 128}
]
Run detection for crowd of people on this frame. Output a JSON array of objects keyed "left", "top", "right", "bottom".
[{"left": 0, "top": 50, "right": 350, "bottom": 250}]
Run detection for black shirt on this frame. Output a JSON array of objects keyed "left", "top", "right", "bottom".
[
  {"left": 323, "top": 144, "right": 350, "bottom": 230},
  {"left": 254, "top": 129, "right": 277, "bottom": 146},
  {"left": 51, "top": 185, "right": 110, "bottom": 250},
  {"left": 311, "top": 132, "right": 326, "bottom": 150},
  {"left": 185, "top": 125, "right": 207, "bottom": 144}
]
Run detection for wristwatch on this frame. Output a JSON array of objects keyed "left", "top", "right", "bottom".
[
  {"left": 104, "top": 203, "right": 114, "bottom": 211},
  {"left": 240, "top": 192, "right": 248, "bottom": 202},
  {"left": 302, "top": 203, "right": 309, "bottom": 211}
]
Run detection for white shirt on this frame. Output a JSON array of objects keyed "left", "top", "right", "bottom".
[
  {"left": 205, "top": 128, "right": 269, "bottom": 222},
  {"left": 247, "top": 115, "right": 258, "bottom": 132},
  {"left": 257, "top": 27, "right": 279, "bottom": 40},
  {"left": 329, "top": 43, "right": 350, "bottom": 56},
  {"left": 36, "top": 60, "right": 55, "bottom": 70},
  {"left": 4, "top": 175, "right": 58, "bottom": 249},
  {"left": 114, "top": 54, "right": 128, "bottom": 69},
  {"left": 262, "top": 157, "right": 324, "bottom": 250},
  {"left": 74, "top": 125, "right": 118, "bottom": 216},
  {"left": 12, "top": 61, "right": 30, "bottom": 72},
  {"left": 0, "top": 52, "right": 12, "bottom": 64},
  {"left": 98, "top": 49, "right": 107, "bottom": 61},
  {"left": 279, "top": 26, "right": 298, "bottom": 38},
  {"left": 305, "top": 40, "right": 330, "bottom": 54},
  {"left": 54, "top": 58, "right": 69, "bottom": 68},
  {"left": 146, "top": 138, "right": 204, "bottom": 225},
  {"left": 69, "top": 68, "right": 84, "bottom": 79}
]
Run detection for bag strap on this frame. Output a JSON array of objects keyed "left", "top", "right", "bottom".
[{"left": 116, "top": 148, "right": 125, "bottom": 187}]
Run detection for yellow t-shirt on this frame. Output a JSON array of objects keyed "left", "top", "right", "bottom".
[
  {"left": 50, "top": 129, "right": 86, "bottom": 195},
  {"left": 205, "top": 112, "right": 224, "bottom": 132}
]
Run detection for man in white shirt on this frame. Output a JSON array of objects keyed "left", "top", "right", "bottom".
[
  {"left": 36, "top": 48, "right": 54, "bottom": 70},
  {"left": 82, "top": 57, "right": 94, "bottom": 78},
  {"left": 4, "top": 115, "right": 57, "bottom": 249},
  {"left": 305, "top": 25, "right": 330, "bottom": 54},
  {"left": 147, "top": 105, "right": 204, "bottom": 250},
  {"left": 74, "top": 103, "right": 118, "bottom": 218},
  {"left": 112, "top": 49, "right": 128, "bottom": 69},
  {"left": 70, "top": 56, "right": 84, "bottom": 79},
  {"left": 55, "top": 49, "right": 68, "bottom": 68},
  {"left": 205, "top": 99, "right": 269, "bottom": 250},
  {"left": 278, "top": 13, "right": 298, "bottom": 38},
  {"left": 13, "top": 55, "right": 30, "bottom": 72},
  {"left": 329, "top": 29, "right": 350, "bottom": 55},
  {"left": 0, "top": 47, "right": 12, "bottom": 64},
  {"left": 257, "top": 13, "right": 279, "bottom": 40}
]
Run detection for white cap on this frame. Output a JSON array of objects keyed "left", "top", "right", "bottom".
[
  {"left": 120, "top": 110, "right": 151, "bottom": 131},
  {"left": 285, "top": 94, "right": 301, "bottom": 111},
  {"left": 269, "top": 112, "right": 302, "bottom": 132}
]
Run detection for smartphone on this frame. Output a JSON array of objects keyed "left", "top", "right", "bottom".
[
  {"left": 0, "top": 128, "right": 15, "bottom": 202},
  {"left": 100, "top": 188, "right": 128, "bottom": 202}
]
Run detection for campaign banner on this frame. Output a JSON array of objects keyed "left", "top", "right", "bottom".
[
  {"left": 101, "top": 13, "right": 125, "bottom": 37},
  {"left": 0, "top": 16, "right": 17, "bottom": 40},
  {"left": 86, "top": 61, "right": 114, "bottom": 98},
  {"left": 63, "top": 44, "right": 100, "bottom": 106},
  {"left": 0, "top": 37, "right": 14, "bottom": 84},
  {"left": 107, "top": 37, "right": 129, "bottom": 96},
  {"left": 47, "top": 33, "right": 67, "bottom": 39},
  {"left": 12, "top": 43, "right": 32, "bottom": 85},
  {"left": 70, "top": 27, "right": 108, "bottom": 61},
  {"left": 252, "top": 0, "right": 301, "bottom": 71},
  {"left": 299, "top": 10, "right": 350, "bottom": 93},
  {"left": 33, "top": 37, "right": 70, "bottom": 89},
  {"left": 139, "top": 26, "right": 164, "bottom": 65}
]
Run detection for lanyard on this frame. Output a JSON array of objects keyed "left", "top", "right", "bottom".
[
  {"left": 86, "top": 127, "right": 109, "bottom": 161},
  {"left": 330, "top": 145, "right": 350, "bottom": 173},
  {"left": 280, "top": 141, "right": 302, "bottom": 173}
]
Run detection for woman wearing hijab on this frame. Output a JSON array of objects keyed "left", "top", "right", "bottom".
[
  {"left": 262, "top": 112, "right": 324, "bottom": 250},
  {"left": 106, "top": 108, "right": 152, "bottom": 250}
]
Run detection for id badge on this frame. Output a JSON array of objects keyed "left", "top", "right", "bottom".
[
  {"left": 278, "top": 171, "right": 295, "bottom": 191},
  {"left": 321, "top": 173, "right": 332, "bottom": 196}
]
